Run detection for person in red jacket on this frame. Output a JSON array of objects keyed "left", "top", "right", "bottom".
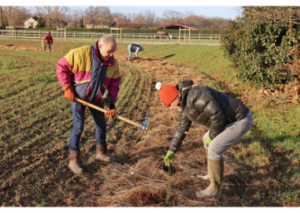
[{"left": 44, "top": 32, "right": 53, "bottom": 53}]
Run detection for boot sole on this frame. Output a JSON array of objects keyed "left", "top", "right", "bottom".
[
  {"left": 196, "top": 190, "right": 222, "bottom": 199},
  {"left": 196, "top": 175, "right": 210, "bottom": 181},
  {"left": 68, "top": 166, "right": 83, "bottom": 174},
  {"left": 96, "top": 155, "right": 118, "bottom": 162}
]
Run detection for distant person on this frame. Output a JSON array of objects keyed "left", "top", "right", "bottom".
[
  {"left": 156, "top": 80, "right": 253, "bottom": 198},
  {"left": 128, "top": 43, "right": 144, "bottom": 61},
  {"left": 44, "top": 32, "right": 53, "bottom": 53},
  {"left": 56, "top": 35, "right": 121, "bottom": 174}
]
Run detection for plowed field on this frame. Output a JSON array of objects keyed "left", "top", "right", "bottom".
[{"left": 0, "top": 42, "right": 298, "bottom": 207}]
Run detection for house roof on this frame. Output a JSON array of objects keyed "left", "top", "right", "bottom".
[
  {"left": 24, "top": 15, "right": 43, "bottom": 22},
  {"left": 151, "top": 23, "right": 207, "bottom": 30},
  {"left": 109, "top": 22, "right": 147, "bottom": 29}
]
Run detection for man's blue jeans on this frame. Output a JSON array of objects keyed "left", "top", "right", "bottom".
[{"left": 69, "top": 101, "right": 106, "bottom": 151}]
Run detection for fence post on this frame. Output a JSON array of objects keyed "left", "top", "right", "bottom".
[
  {"left": 74, "top": 31, "right": 75, "bottom": 38},
  {"left": 42, "top": 40, "right": 44, "bottom": 51},
  {"left": 39, "top": 30, "right": 41, "bottom": 39}
]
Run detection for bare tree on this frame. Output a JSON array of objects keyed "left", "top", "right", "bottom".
[
  {"left": 2, "top": 6, "right": 31, "bottom": 27},
  {"left": 35, "top": 6, "right": 69, "bottom": 27},
  {"left": 97, "top": 6, "right": 112, "bottom": 26},
  {"left": 131, "top": 9, "right": 157, "bottom": 28},
  {"left": 185, "top": 12, "right": 200, "bottom": 25},
  {"left": 111, "top": 12, "right": 131, "bottom": 24},
  {"left": 35, "top": 6, "right": 53, "bottom": 27},
  {"left": 85, "top": 6, "right": 112, "bottom": 28},
  {"left": 68, "top": 9, "right": 84, "bottom": 27},
  {"left": 161, "top": 10, "right": 184, "bottom": 25},
  {"left": 85, "top": 6, "right": 97, "bottom": 28},
  {"left": 132, "top": 12, "right": 145, "bottom": 23},
  {"left": 51, "top": 6, "right": 69, "bottom": 27},
  {"left": 0, "top": 6, "right": 3, "bottom": 27},
  {"left": 14, "top": 7, "right": 31, "bottom": 26}
]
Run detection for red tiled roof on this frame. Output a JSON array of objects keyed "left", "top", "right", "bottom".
[
  {"left": 111, "top": 22, "right": 146, "bottom": 28},
  {"left": 151, "top": 23, "right": 206, "bottom": 30}
]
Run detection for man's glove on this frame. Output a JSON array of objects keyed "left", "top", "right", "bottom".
[
  {"left": 164, "top": 151, "right": 175, "bottom": 166},
  {"left": 62, "top": 82, "right": 75, "bottom": 102},
  {"left": 205, "top": 136, "right": 212, "bottom": 147},
  {"left": 104, "top": 106, "right": 116, "bottom": 119},
  {"left": 100, "top": 89, "right": 115, "bottom": 109}
]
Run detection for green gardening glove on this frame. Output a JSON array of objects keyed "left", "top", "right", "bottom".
[
  {"left": 205, "top": 137, "right": 212, "bottom": 147},
  {"left": 164, "top": 151, "right": 175, "bottom": 166}
]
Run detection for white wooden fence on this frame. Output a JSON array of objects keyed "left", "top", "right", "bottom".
[{"left": 0, "top": 29, "right": 220, "bottom": 43}]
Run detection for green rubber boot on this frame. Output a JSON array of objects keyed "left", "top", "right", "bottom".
[
  {"left": 197, "top": 149, "right": 210, "bottom": 181},
  {"left": 196, "top": 158, "right": 223, "bottom": 198}
]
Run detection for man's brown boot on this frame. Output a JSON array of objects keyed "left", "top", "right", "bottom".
[
  {"left": 96, "top": 144, "right": 117, "bottom": 162},
  {"left": 68, "top": 150, "right": 83, "bottom": 174}
]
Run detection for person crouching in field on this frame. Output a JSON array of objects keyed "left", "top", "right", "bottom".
[
  {"left": 56, "top": 35, "right": 121, "bottom": 174},
  {"left": 156, "top": 80, "right": 253, "bottom": 198},
  {"left": 44, "top": 32, "right": 53, "bottom": 53},
  {"left": 127, "top": 43, "right": 144, "bottom": 61}
]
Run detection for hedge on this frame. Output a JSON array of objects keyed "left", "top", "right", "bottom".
[{"left": 221, "top": 6, "right": 300, "bottom": 89}]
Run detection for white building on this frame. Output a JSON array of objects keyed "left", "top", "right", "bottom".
[{"left": 24, "top": 16, "right": 40, "bottom": 28}]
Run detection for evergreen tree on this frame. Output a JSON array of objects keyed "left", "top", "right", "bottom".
[
  {"left": 36, "top": 17, "right": 45, "bottom": 28},
  {"left": 79, "top": 17, "right": 84, "bottom": 28}
]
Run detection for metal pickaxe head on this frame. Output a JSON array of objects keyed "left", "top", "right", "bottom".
[{"left": 141, "top": 115, "right": 148, "bottom": 131}]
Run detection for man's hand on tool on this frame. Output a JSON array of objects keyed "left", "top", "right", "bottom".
[
  {"left": 164, "top": 151, "right": 175, "bottom": 166},
  {"left": 62, "top": 82, "right": 75, "bottom": 102},
  {"left": 104, "top": 106, "right": 116, "bottom": 119}
]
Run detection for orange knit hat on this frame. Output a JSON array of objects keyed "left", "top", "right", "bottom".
[{"left": 155, "top": 82, "right": 179, "bottom": 106}]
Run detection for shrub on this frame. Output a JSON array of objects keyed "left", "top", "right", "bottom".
[{"left": 221, "top": 6, "right": 300, "bottom": 89}]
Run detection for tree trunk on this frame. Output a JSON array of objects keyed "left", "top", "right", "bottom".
[{"left": 0, "top": 7, "right": 3, "bottom": 28}]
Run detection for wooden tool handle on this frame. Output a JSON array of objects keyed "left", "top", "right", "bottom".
[{"left": 75, "top": 98, "right": 142, "bottom": 129}]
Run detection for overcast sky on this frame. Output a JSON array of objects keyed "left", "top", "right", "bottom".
[{"left": 4, "top": 0, "right": 300, "bottom": 20}]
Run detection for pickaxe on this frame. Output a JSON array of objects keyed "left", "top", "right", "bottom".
[{"left": 75, "top": 98, "right": 148, "bottom": 131}]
